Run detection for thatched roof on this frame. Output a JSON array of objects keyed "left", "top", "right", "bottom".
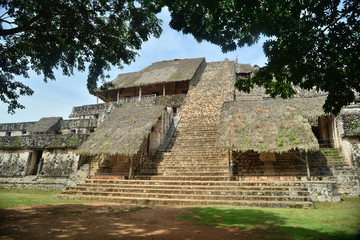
[
  {"left": 105, "top": 58, "right": 205, "bottom": 89},
  {"left": 28, "top": 117, "right": 62, "bottom": 134},
  {"left": 237, "top": 64, "right": 253, "bottom": 73},
  {"left": 77, "top": 105, "right": 165, "bottom": 156},
  {"left": 217, "top": 96, "right": 327, "bottom": 153}
]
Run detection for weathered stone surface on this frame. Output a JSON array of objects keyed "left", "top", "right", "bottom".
[
  {"left": 155, "top": 94, "right": 186, "bottom": 106},
  {"left": 61, "top": 119, "right": 98, "bottom": 129},
  {"left": 0, "top": 122, "right": 35, "bottom": 132},
  {"left": 341, "top": 114, "right": 360, "bottom": 136},
  {"left": 0, "top": 150, "right": 30, "bottom": 177},
  {"left": 41, "top": 150, "right": 79, "bottom": 177},
  {"left": 0, "top": 176, "right": 68, "bottom": 190},
  {"left": 335, "top": 175, "right": 360, "bottom": 196},
  {"left": 69, "top": 102, "right": 116, "bottom": 118},
  {"left": 304, "top": 182, "right": 341, "bottom": 202},
  {"left": 0, "top": 134, "right": 89, "bottom": 149}
]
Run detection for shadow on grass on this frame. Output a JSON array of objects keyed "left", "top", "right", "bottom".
[{"left": 181, "top": 207, "right": 359, "bottom": 240}]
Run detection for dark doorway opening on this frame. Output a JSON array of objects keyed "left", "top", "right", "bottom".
[{"left": 26, "top": 150, "right": 43, "bottom": 175}]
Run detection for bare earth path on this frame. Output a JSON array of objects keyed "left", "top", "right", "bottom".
[{"left": 0, "top": 204, "right": 285, "bottom": 240}]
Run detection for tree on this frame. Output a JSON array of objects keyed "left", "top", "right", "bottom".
[
  {"left": 1, "top": 0, "right": 359, "bottom": 115},
  {"left": 0, "top": 0, "right": 162, "bottom": 113},
  {"left": 165, "top": 0, "right": 360, "bottom": 114}
]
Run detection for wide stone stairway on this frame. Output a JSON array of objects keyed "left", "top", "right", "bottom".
[{"left": 59, "top": 62, "right": 315, "bottom": 208}]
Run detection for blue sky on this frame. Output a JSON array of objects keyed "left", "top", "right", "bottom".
[{"left": 0, "top": 8, "right": 267, "bottom": 123}]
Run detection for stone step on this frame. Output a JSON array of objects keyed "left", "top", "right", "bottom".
[
  {"left": 67, "top": 188, "right": 310, "bottom": 198},
  {"left": 77, "top": 182, "right": 309, "bottom": 190},
  {"left": 165, "top": 150, "right": 224, "bottom": 154},
  {"left": 143, "top": 166, "right": 228, "bottom": 171},
  {"left": 139, "top": 171, "right": 229, "bottom": 176},
  {"left": 62, "top": 190, "right": 311, "bottom": 202},
  {"left": 162, "top": 152, "right": 225, "bottom": 156},
  {"left": 145, "top": 158, "right": 226, "bottom": 163},
  {"left": 170, "top": 135, "right": 218, "bottom": 140},
  {"left": 134, "top": 175, "right": 237, "bottom": 181},
  {"left": 142, "top": 164, "right": 227, "bottom": 170},
  {"left": 57, "top": 194, "right": 314, "bottom": 208},
  {"left": 169, "top": 143, "right": 217, "bottom": 147},
  {"left": 84, "top": 179, "right": 311, "bottom": 186},
  {"left": 64, "top": 186, "right": 309, "bottom": 197}
]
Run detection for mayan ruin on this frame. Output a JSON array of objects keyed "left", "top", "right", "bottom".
[{"left": 0, "top": 57, "right": 359, "bottom": 208}]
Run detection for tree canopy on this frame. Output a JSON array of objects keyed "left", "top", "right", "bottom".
[
  {"left": 0, "top": 0, "right": 162, "bottom": 113},
  {"left": 165, "top": 0, "right": 360, "bottom": 114},
  {"left": 1, "top": 0, "right": 359, "bottom": 115}
]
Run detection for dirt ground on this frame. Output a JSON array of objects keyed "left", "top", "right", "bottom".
[{"left": 0, "top": 203, "right": 286, "bottom": 240}]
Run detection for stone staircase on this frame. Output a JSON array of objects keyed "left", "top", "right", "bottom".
[
  {"left": 59, "top": 178, "right": 314, "bottom": 208},
  {"left": 59, "top": 61, "right": 316, "bottom": 208},
  {"left": 136, "top": 61, "right": 235, "bottom": 181}
]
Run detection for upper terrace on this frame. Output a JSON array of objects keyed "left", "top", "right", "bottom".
[{"left": 95, "top": 58, "right": 206, "bottom": 102}]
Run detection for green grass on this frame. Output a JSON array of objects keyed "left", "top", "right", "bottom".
[
  {"left": 0, "top": 188, "right": 91, "bottom": 208},
  {"left": 180, "top": 197, "right": 360, "bottom": 240}
]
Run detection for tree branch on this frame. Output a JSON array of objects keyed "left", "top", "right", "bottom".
[
  {"left": 0, "top": 13, "right": 46, "bottom": 37},
  {"left": 0, "top": 11, "right": 8, "bottom": 19},
  {"left": 0, "top": 19, "right": 15, "bottom": 25},
  {"left": 0, "top": 6, "right": 106, "bottom": 37}
]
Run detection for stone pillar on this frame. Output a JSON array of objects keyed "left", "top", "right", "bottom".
[{"left": 259, "top": 152, "right": 276, "bottom": 175}]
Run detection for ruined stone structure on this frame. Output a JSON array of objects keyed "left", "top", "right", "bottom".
[{"left": 1, "top": 57, "right": 359, "bottom": 207}]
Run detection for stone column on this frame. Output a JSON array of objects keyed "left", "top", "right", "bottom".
[
  {"left": 259, "top": 152, "right": 276, "bottom": 175},
  {"left": 138, "top": 87, "right": 142, "bottom": 102}
]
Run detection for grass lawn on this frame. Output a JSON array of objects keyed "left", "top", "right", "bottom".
[
  {"left": 180, "top": 197, "right": 360, "bottom": 240},
  {"left": 0, "top": 188, "right": 90, "bottom": 208}
]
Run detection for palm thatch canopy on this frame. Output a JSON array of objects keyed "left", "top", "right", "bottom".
[
  {"left": 105, "top": 57, "right": 205, "bottom": 89},
  {"left": 236, "top": 64, "right": 253, "bottom": 73},
  {"left": 217, "top": 96, "right": 327, "bottom": 153},
  {"left": 28, "top": 117, "right": 62, "bottom": 134},
  {"left": 77, "top": 105, "right": 165, "bottom": 156}
]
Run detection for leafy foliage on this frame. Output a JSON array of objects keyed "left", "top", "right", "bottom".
[
  {"left": 0, "top": 0, "right": 162, "bottom": 113},
  {"left": 165, "top": 0, "right": 360, "bottom": 114},
  {"left": 1, "top": 0, "right": 359, "bottom": 115}
]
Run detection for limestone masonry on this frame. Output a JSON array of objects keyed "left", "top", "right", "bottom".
[{"left": 1, "top": 58, "right": 359, "bottom": 207}]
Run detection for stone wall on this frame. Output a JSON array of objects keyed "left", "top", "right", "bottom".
[
  {"left": 89, "top": 152, "right": 142, "bottom": 177},
  {"left": 304, "top": 182, "right": 341, "bottom": 201},
  {"left": 335, "top": 174, "right": 360, "bottom": 196},
  {"left": 154, "top": 94, "right": 186, "bottom": 107},
  {"left": 0, "top": 122, "right": 35, "bottom": 132},
  {"left": 69, "top": 102, "right": 116, "bottom": 119},
  {"left": 0, "top": 134, "right": 89, "bottom": 149},
  {"left": 120, "top": 94, "right": 186, "bottom": 108},
  {"left": 61, "top": 119, "right": 98, "bottom": 129},
  {"left": 0, "top": 150, "right": 30, "bottom": 177},
  {"left": 0, "top": 177, "right": 69, "bottom": 190},
  {"left": 341, "top": 114, "right": 360, "bottom": 136},
  {"left": 41, "top": 149, "right": 79, "bottom": 177}
]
